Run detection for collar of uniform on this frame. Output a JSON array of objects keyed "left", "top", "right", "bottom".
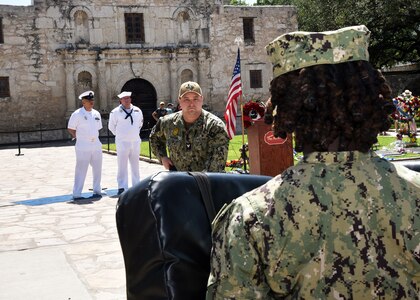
[
  {"left": 301, "top": 151, "right": 375, "bottom": 165},
  {"left": 120, "top": 104, "right": 133, "bottom": 110},
  {"left": 182, "top": 111, "right": 205, "bottom": 129},
  {"left": 172, "top": 110, "right": 205, "bottom": 127},
  {"left": 82, "top": 107, "right": 93, "bottom": 114}
]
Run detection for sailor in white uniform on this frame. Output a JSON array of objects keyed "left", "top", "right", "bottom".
[
  {"left": 108, "top": 91, "right": 144, "bottom": 194},
  {"left": 67, "top": 91, "right": 103, "bottom": 200}
]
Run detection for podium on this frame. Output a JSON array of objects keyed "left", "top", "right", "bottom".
[{"left": 247, "top": 120, "right": 294, "bottom": 177}]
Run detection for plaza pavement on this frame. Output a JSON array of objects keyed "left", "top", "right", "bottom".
[
  {"left": 0, "top": 143, "right": 164, "bottom": 300},
  {"left": 0, "top": 134, "right": 418, "bottom": 300}
]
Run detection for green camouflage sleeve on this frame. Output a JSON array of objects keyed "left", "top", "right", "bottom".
[
  {"left": 149, "top": 119, "right": 167, "bottom": 160},
  {"left": 205, "top": 120, "right": 229, "bottom": 172},
  {"left": 206, "top": 198, "right": 271, "bottom": 299}
]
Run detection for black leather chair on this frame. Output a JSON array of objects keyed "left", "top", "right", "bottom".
[{"left": 116, "top": 171, "right": 272, "bottom": 300}]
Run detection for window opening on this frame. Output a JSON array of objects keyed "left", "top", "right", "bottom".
[{"left": 125, "top": 13, "right": 145, "bottom": 43}]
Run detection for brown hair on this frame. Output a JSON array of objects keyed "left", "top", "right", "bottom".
[{"left": 268, "top": 61, "right": 394, "bottom": 153}]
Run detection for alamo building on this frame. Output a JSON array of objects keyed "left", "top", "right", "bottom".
[{"left": 0, "top": 0, "right": 297, "bottom": 142}]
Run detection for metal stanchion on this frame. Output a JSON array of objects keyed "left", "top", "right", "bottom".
[
  {"left": 241, "top": 144, "right": 248, "bottom": 173},
  {"left": 15, "top": 131, "right": 24, "bottom": 156},
  {"left": 147, "top": 122, "right": 152, "bottom": 159},
  {"left": 148, "top": 140, "right": 152, "bottom": 159}
]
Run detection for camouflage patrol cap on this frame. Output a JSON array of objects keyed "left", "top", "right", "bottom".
[
  {"left": 178, "top": 81, "right": 203, "bottom": 98},
  {"left": 266, "top": 25, "right": 370, "bottom": 78}
]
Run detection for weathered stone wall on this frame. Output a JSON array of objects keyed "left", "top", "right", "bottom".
[
  {"left": 383, "top": 72, "right": 420, "bottom": 97},
  {"left": 381, "top": 64, "right": 420, "bottom": 97},
  {"left": 0, "top": 4, "right": 66, "bottom": 132},
  {"left": 0, "top": 0, "right": 297, "bottom": 142},
  {"left": 209, "top": 5, "right": 297, "bottom": 113}
]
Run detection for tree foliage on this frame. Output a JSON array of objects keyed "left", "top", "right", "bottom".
[
  {"left": 229, "top": 0, "right": 247, "bottom": 5},
  {"left": 256, "top": 0, "right": 292, "bottom": 4},
  {"left": 254, "top": 0, "right": 420, "bottom": 68}
]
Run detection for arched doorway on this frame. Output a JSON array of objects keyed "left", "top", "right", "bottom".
[{"left": 121, "top": 78, "right": 157, "bottom": 138}]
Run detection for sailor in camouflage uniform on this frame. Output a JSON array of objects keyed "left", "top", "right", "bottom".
[
  {"left": 207, "top": 25, "right": 420, "bottom": 299},
  {"left": 150, "top": 81, "right": 229, "bottom": 172}
]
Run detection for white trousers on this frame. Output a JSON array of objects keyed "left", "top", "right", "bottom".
[
  {"left": 73, "top": 146, "right": 103, "bottom": 197},
  {"left": 116, "top": 140, "right": 140, "bottom": 190}
]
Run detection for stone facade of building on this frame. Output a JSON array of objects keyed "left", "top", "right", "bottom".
[
  {"left": 382, "top": 64, "right": 420, "bottom": 97},
  {"left": 0, "top": 0, "right": 298, "bottom": 141}
]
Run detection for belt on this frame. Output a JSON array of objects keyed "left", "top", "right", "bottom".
[{"left": 78, "top": 137, "right": 97, "bottom": 142}]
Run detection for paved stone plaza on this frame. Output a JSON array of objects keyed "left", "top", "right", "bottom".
[
  {"left": 0, "top": 144, "right": 164, "bottom": 300},
  {"left": 0, "top": 135, "right": 418, "bottom": 299}
]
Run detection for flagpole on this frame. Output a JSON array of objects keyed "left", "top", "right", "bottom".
[
  {"left": 233, "top": 37, "right": 247, "bottom": 173},
  {"left": 225, "top": 37, "right": 247, "bottom": 173},
  {"left": 240, "top": 94, "right": 247, "bottom": 173},
  {"left": 241, "top": 94, "right": 245, "bottom": 147}
]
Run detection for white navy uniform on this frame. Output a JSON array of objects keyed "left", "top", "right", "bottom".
[
  {"left": 68, "top": 107, "right": 103, "bottom": 198},
  {"left": 108, "top": 104, "right": 144, "bottom": 190}
]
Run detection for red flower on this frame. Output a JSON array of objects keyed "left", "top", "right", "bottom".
[{"left": 242, "top": 100, "right": 265, "bottom": 129}]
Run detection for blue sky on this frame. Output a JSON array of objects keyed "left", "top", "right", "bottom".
[
  {"left": 0, "top": 0, "right": 31, "bottom": 5},
  {"left": 1, "top": 0, "right": 257, "bottom": 6}
]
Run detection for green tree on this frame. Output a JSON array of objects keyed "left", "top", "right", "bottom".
[
  {"left": 229, "top": 0, "right": 247, "bottom": 5},
  {"left": 256, "top": 0, "right": 292, "bottom": 4},
  {"left": 254, "top": 0, "right": 420, "bottom": 68}
]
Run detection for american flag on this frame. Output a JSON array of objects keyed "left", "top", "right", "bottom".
[{"left": 225, "top": 48, "right": 242, "bottom": 139}]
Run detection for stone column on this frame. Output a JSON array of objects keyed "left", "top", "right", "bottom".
[
  {"left": 197, "top": 50, "right": 205, "bottom": 84},
  {"left": 169, "top": 52, "right": 178, "bottom": 103},
  {"left": 197, "top": 49, "right": 208, "bottom": 99},
  {"left": 96, "top": 56, "right": 107, "bottom": 111},
  {"left": 65, "top": 61, "right": 76, "bottom": 115}
]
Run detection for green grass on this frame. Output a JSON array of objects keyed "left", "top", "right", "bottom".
[
  {"left": 226, "top": 135, "right": 249, "bottom": 161},
  {"left": 103, "top": 134, "right": 419, "bottom": 166},
  {"left": 104, "top": 135, "right": 249, "bottom": 161}
]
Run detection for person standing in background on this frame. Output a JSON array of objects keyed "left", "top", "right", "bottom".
[
  {"left": 108, "top": 91, "right": 144, "bottom": 195},
  {"left": 67, "top": 91, "right": 103, "bottom": 200},
  {"left": 152, "top": 101, "right": 167, "bottom": 121},
  {"left": 166, "top": 103, "right": 174, "bottom": 114}
]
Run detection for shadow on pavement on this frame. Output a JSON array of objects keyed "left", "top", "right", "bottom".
[{"left": 14, "top": 189, "right": 120, "bottom": 206}]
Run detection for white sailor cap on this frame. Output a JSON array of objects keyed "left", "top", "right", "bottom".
[
  {"left": 78, "top": 90, "right": 94, "bottom": 100},
  {"left": 117, "top": 91, "right": 132, "bottom": 98}
]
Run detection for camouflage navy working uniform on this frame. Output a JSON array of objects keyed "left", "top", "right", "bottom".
[
  {"left": 149, "top": 109, "right": 229, "bottom": 172},
  {"left": 207, "top": 151, "right": 420, "bottom": 299}
]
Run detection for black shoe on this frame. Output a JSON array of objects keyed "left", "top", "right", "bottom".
[
  {"left": 91, "top": 193, "right": 102, "bottom": 199},
  {"left": 72, "top": 196, "right": 84, "bottom": 200},
  {"left": 117, "top": 188, "right": 125, "bottom": 195}
]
